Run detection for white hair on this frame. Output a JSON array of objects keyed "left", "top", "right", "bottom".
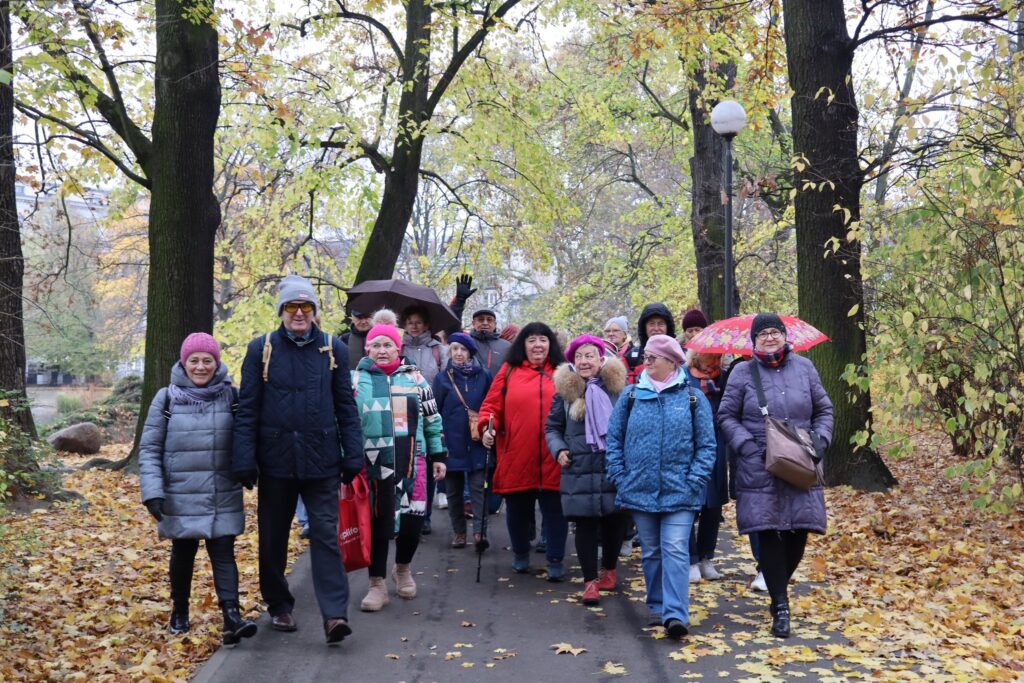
[{"left": 371, "top": 308, "right": 398, "bottom": 326}]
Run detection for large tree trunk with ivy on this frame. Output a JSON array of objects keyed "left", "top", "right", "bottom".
[
  {"left": 124, "top": 0, "right": 221, "bottom": 468},
  {"left": 0, "top": 0, "right": 36, "bottom": 441},
  {"left": 783, "top": 0, "right": 896, "bottom": 491},
  {"left": 688, "top": 62, "right": 737, "bottom": 322}
]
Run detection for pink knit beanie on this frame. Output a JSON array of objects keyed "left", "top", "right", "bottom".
[
  {"left": 365, "top": 324, "right": 403, "bottom": 350},
  {"left": 644, "top": 334, "right": 685, "bottom": 365},
  {"left": 180, "top": 332, "right": 221, "bottom": 366}
]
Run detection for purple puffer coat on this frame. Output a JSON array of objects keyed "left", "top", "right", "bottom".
[{"left": 717, "top": 354, "right": 834, "bottom": 535}]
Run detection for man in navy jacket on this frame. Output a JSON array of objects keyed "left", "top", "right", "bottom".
[{"left": 233, "top": 275, "right": 364, "bottom": 645}]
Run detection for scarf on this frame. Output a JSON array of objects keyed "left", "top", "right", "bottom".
[
  {"left": 753, "top": 344, "right": 790, "bottom": 369},
  {"left": 583, "top": 377, "right": 614, "bottom": 452},
  {"left": 648, "top": 368, "right": 680, "bottom": 393},
  {"left": 374, "top": 358, "right": 402, "bottom": 375},
  {"left": 688, "top": 365, "right": 721, "bottom": 398},
  {"left": 470, "top": 329, "right": 500, "bottom": 342},
  {"left": 168, "top": 378, "right": 232, "bottom": 414},
  {"left": 453, "top": 360, "right": 476, "bottom": 376}
]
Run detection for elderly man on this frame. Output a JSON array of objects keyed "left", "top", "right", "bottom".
[
  {"left": 232, "top": 275, "right": 364, "bottom": 645},
  {"left": 467, "top": 307, "right": 511, "bottom": 375},
  {"left": 341, "top": 307, "right": 373, "bottom": 370}
]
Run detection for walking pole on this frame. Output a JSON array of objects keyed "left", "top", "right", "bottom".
[{"left": 476, "top": 416, "right": 494, "bottom": 583}]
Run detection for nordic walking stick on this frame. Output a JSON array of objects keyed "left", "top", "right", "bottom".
[{"left": 476, "top": 416, "right": 494, "bottom": 583}]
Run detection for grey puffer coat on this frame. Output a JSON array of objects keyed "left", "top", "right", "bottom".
[
  {"left": 545, "top": 358, "right": 627, "bottom": 518},
  {"left": 717, "top": 354, "right": 834, "bottom": 535},
  {"left": 403, "top": 332, "right": 447, "bottom": 384},
  {"left": 139, "top": 362, "right": 244, "bottom": 540}
]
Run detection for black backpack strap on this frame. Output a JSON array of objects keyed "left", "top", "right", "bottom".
[
  {"left": 748, "top": 359, "right": 770, "bottom": 418},
  {"left": 688, "top": 384, "right": 698, "bottom": 456},
  {"left": 162, "top": 389, "right": 172, "bottom": 421},
  {"left": 231, "top": 386, "right": 239, "bottom": 414}
]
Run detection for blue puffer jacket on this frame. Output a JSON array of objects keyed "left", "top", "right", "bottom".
[
  {"left": 605, "top": 369, "right": 717, "bottom": 513},
  {"left": 232, "top": 325, "right": 364, "bottom": 480},
  {"left": 432, "top": 359, "right": 492, "bottom": 472}
]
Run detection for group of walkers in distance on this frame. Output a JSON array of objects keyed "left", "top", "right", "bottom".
[{"left": 138, "top": 273, "right": 834, "bottom": 648}]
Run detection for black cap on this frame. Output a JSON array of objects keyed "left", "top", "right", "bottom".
[
  {"left": 751, "top": 313, "right": 787, "bottom": 341},
  {"left": 472, "top": 307, "right": 497, "bottom": 319},
  {"left": 349, "top": 308, "right": 368, "bottom": 318}
]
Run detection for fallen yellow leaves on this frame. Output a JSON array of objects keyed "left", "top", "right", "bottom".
[
  {"left": 601, "top": 661, "right": 628, "bottom": 675},
  {"left": 551, "top": 641, "right": 587, "bottom": 656}
]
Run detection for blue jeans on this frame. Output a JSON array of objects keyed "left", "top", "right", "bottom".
[
  {"left": 633, "top": 510, "right": 696, "bottom": 625},
  {"left": 503, "top": 490, "right": 567, "bottom": 565},
  {"left": 295, "top": 496, "right": 308, "bottom": 527}
]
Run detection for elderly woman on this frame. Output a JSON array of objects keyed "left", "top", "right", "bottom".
[
  {"left": 546, "top": 335, "right": 628, "bottom": 605},
  {"left": 602, "top": 316, "right": 635, "bottom": 370},
  {"left": 352, "top": 323, "right": 447, "bottom": 612},
  {"left": 139, "top": 333, "right": 258, "bottom": 645},
  {"left": 478, "top": 322, "right": 568, "bottom": 580},
  {"left": 433, "top": 332, "right": 493, "bottom": 548},
  {"left": 605, "top": 334, "right": 716, "bottom": 640},
  {"left": 718, "top": 313, "right": 833, "bottom": 638},
  {"left": 683, "top": 349, "right": 729, "bottom": 583}
]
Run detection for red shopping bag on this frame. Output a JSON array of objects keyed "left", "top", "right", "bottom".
[{"left": 338, "top": 472, "right": 371, "bottom": 572}]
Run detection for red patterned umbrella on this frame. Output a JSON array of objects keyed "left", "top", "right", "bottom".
[{"left": 683, "top": 314, "right": 829, "bottom": 356}]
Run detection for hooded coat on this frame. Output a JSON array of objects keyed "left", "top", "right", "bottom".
[
  {"left": 717, "top": 355, "right": 834, "bottom": 534},
  {"left": 605, "top": 368, "right": 717, "bottom": 513},
  {"left": 139, "top": 362, "right": 244, "bottom": 539},
  {"left": 545, "top": 358, "right": 627, "bottom": 518},
  {"left": 477, "top": 359, "right": 560, "bottom": 494},
  {"left": 433, "top": 358, "right": 493, "bottom": 472},
  {"left": 402, "top": 331, "right": 447, "bottom": 384},
  {"left": 624, "top": 303, "right": 677, "bottom": 383}
]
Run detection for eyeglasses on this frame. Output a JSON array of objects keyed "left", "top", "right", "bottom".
[
  {"left": 643, "top": 354, "right": 662, "bottom": 364},
  {"left": 756, "top": 329, "right": 783, "bottom": 341},
  {"left": 283, "top": 302, "right": 314, "bottom": 314}
]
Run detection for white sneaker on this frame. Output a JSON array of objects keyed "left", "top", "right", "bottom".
[
  {"left": 688, "top": 564, "right": 702, "bottom": 583},
  {"left": 436, "top": 493, "right": 448, "bottom": 510},
  {"left": 750, "top": 571, "right": 768, "bottom": 591},
  {"left": 698, "top": 559, "right": 722, "bottom": 580},
  {"left": 619, "top": 540, "right": 634, "bottom": 558}
]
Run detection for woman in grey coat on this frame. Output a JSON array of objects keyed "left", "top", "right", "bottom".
[
  {"left": 545, "top": 335, "right": 628, "bottom": 607},
  {"left": 718, "top": 313, "right": 834, "bottom": 639},
  {"left": 139, "top": 333, "right": 257, "bottom": 645}
]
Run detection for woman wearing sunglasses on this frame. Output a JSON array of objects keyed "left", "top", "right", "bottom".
[{"left": 605, "top": 334, "right": 717, "bottom": 640}]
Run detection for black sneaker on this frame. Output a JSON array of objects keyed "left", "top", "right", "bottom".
[
  {"left": 169, "top": 611, "right": 190, "bottom": 634},
  {"left": 664, "top": 619, "right": 688, "bottom": 640},
  {"left": 420, "top": 520, "right": 432, "bottom": 535}
]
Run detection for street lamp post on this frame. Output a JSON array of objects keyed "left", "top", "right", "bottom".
[{"left": 710, "top": 100, "right": 747, "bottom": 320}]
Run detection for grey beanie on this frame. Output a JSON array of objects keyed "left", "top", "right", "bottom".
[
  {"left": 277, "top": 275, "right": 319, "bottom": 315},
  {"left": 605, "top": 316, "right": 629, "bottom": 332}
]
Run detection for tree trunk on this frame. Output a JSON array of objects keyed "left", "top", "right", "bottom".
[
  {"left": 126, "top": 0, "right": 221, "bottom": 468},
  {"left": 354, "top": 0, "right": 431, "bottom": 284},
  {"left": 0, "top": 0, "right": 36, "bottom": 442},
  {"left": 688, "top": 62, "right": 737, "bottom": 322},
  {"left": 783, "top": 0, "right": 896, "bottom": 491}
]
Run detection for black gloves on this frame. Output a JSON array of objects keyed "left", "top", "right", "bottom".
[
  {"left": 144, "top": 498, "right": 164, "bottom": 522},
  {"left": 235, "top": 470, "right": 258, "bottom": 490},
  {"left": 455, "top": 274, "right": 477, "bottom": 302},
  {"left": 341, "top": 467, "right": 362, "bottom": 486}
]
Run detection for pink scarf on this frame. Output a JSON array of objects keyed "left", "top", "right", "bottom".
[{"left": 648, "top": 368, "right": 680, "bottom": 393}]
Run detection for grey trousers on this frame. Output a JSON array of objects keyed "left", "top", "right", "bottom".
[{"left": 445, "top": 469, "right": 487, "bottom": 536}]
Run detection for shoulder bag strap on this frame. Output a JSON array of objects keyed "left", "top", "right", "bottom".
[
  {"left": 447, "top": 370, "right": 473, "bottom": 412},
  {"left": 748, "top": 360, "right": 770, "bottom": 419}
]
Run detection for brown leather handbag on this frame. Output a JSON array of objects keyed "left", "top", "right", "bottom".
[{"left": 749, "top": 362, "right": 824, "bottom": 490}]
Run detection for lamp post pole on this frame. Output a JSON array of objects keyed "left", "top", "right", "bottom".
[{"left": 710, "top": 100, "right": 746, "bottom": 320}]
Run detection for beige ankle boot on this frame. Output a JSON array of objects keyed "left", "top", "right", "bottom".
[
  {"left": 392, "top": 563, "right": 417, "bottom": 599},
  {"left": 360, "top": 576, "right": 389, "bottom": 612}
]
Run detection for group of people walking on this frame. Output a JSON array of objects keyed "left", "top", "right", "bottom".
[{"left": 138, "top": 274, "right": 833, "bottom": 648}]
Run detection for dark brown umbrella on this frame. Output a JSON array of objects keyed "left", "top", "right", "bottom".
[{"left": 345, "top": 278, "right": 459, "bottom": 331}]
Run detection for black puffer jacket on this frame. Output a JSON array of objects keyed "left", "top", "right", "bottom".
[
  {"left": 544, "top": 358, "right": 627, "bottom": 518},
  {"left": 624, "top": 303, "right": 677, "bottom": 381}
]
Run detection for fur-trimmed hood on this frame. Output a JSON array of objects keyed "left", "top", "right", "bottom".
[{"left": 553, "top": 356, "right": 627, "bottom": 422}]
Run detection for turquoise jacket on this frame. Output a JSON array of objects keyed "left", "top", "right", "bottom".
[{"left": 605, "top": 369, "right": 717, "bottom": 513}]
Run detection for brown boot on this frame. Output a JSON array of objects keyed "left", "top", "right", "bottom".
[
  {"left": 360, "top": 577, "right": 389, "bottom": 612},
  {"left": 392, "top": 563, "right": 417, "bottom": 599}
]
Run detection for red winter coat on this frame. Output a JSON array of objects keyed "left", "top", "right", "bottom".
[{"left": 477, "top": 360, "right": 560, "bottom": 494}]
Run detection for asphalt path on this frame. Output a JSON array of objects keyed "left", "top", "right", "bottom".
[{"left": 193, "top": 506, "right": 840, "bottom": 682}]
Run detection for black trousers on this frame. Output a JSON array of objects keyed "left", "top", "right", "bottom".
[
  {"left": 369, "top": 477, "right": 423, "bottom": 577},
  {"left": 573, "top": 513, "right": 628, "bottom": 582},
  {"left": 756, "top": 529, "right": 809, "bottom": 608},
  {"left": 258, "top": 475, "right": 350, "bottom": 621},
  {"left": 170, "top": 536, "right": 239, "bottom": 610}
]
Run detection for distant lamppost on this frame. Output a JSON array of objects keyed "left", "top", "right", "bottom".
[{"left": 710, "top": 100, "right": 747, "bottom": 319}]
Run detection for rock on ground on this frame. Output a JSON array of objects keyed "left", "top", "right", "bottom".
[{"left": 46, "top": 422, "right": 103, "bottom": 454}]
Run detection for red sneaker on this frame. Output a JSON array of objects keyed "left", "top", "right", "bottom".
[
  {"left": 597, "top": 568, "right": 617, "bottom": 591},
  {"left": 581, "top": 580, "right": 601, "bottom": 606}
]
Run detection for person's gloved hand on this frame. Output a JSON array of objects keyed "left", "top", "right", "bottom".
[
  {"left": 455, "top": 274, "right": 477, "bottom": 302},
  {"left": 144, "top": 498, "right": 164, "bottom": 522},
  {"left": 235, "top": 470, "right": 258, "bottom": 490},
  {"left": 341, "top": 467, "right": 362, "bottom": 486}
]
